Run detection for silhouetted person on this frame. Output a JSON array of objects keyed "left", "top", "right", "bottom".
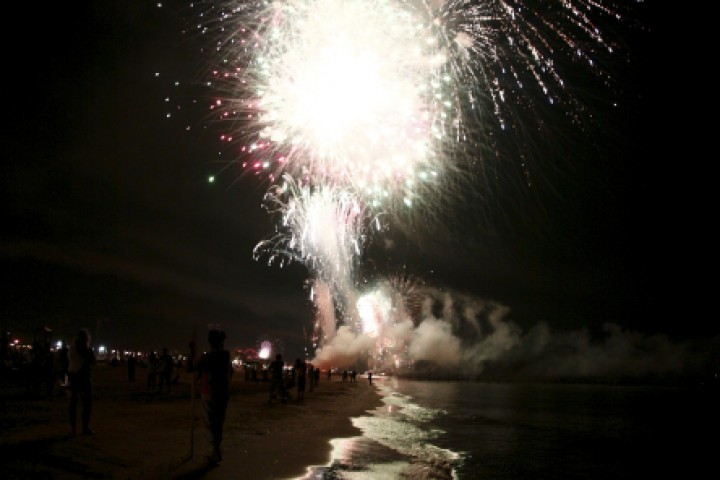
[
  {"left": 307, "top": 363, "right": 314, "bottom": 393},
  {"left": 268, "top": 354, "right": 286, "bottom": 404},
  {"left": 158, "top": 348, "right": 173, "bottom": 394},
  {"left": 127, "top": 353, "right": 137, "bottom": 382},
  {"left": 146, "top": 351, "right": 158, "bottom": 392},
  {"left": 368, "top": 371, "right": 372, "bottom": 385},
  {"left": 59, "top": 344, "right": 69, "bottom": 386},
  {"left": 68, "top": 328, "right": 96, "bottom": 435},
  {"left": 295, "top": 358, "right": 306, "bottom": 401},
  {"left": 194, "top": 328, "right": 233, "bottom": 466},
  {"left": 29, "top": 326, "right": 54, "bottom": 397}
]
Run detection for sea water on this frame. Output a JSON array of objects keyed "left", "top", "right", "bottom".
[{"left": 300, "top": 376, "right": 716, "bottom": 479}]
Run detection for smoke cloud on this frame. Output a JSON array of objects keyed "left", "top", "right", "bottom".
[{"left": 310, "top": 285, "right": 717, "bottom": 383}]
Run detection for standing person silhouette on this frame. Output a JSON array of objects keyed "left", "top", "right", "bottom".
[
  {"left": 146, "top": 351, "right": 158, "bottom": 392},
  {"left": 268, "top": 353, "right": 286, "bottom": 404},
  {"left": 307, "top": 363, "right": 314, "bottom": 393},
  {"left": 59, "top": 343, "right": 69, "bottom": 387},
  {"left": 194, "top": 327, "right": 233, "bottom": 466},
  {"left": 127, "top": 353, "right": 136, "bottom": 382},
  {"left": 158, "top": 348, "right": 174, "bottom": 394},
  {"left": 68, "top": 328, "right": 96, "bottom": 435},
  {"left": 295, "top": 358, "right": 306, "bottom": 401}
]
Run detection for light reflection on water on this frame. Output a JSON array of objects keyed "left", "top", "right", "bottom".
[
  {"left": 298, "top": 377, "right": 713, "bottom": 479},
  {"left": 299, "top": 377, "right": 461, "bottom": 479}
]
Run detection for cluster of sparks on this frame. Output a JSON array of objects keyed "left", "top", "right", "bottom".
[{"left": 181, "top": 0, "right": 633, "bottom": 370}]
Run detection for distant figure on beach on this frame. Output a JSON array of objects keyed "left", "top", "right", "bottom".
[
  {"left": 268, "top": 353, "right": 286, "bottom": 404},
  {"left": 295, "top": 358, "right": 306, "bottom": 401},
  {"left": 58, "top": 343, "right": 69, "bottom": 387},
  {"left": 29, "top": 326, "right": 54, "bottom": 398},
  {"left": 368, "top": 371, "right": 372, "bottom": 385},
  {"left": 158, "top": 348, "right": 173, "bottom": 394},
  {"left": 194, "top": 327, "right": 233, "bottom": 466},
  {"left": 127, "top": 353, "right": 136, "bottom": 382},
  {"left": 146, "top": 351, "right": 158, "bottom": 392},
  {"left": 307, "top": 363, "right": 314, "bottom": 392},
  {"left": 68, "top": 328, "right": 96, "bottom": 435}
]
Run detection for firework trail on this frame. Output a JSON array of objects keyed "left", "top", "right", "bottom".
[
  {"left": 253, "top": 175, "right": 376, "bottom": 316},
  {"left": 182, "top": 0, "right": 635, "bottom": 369}
]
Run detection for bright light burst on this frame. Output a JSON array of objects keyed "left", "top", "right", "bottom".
[
  {"left": 207, "top": 0, "right": 458, "bottom": 208},
  {"left": 198, "top": 0, "right": 629, "bottom": 200},
  {"left": 256, "top": 0, "right": 446, "bottom": 192}
]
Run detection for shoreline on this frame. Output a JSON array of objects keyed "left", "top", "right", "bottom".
[{"left": 0, "top": 364, "right": 383, "bottom": 480}]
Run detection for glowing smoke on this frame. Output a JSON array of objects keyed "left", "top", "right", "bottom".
[{"left": 312, "top": 283, "right": 705, "bottom": 382}]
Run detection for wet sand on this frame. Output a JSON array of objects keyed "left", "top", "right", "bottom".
[{"left": 0, "top": 364, "right": 382, "bottom": 479}]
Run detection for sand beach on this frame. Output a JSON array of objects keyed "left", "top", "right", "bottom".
[{"left": 0, "top": 364, "right": 381, "bottom": 479}]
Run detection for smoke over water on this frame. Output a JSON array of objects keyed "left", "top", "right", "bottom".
[{"left": 311, "top": 284, "right": 715, "bottom": 383}]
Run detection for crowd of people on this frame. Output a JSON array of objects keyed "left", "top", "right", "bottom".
[
  {"left": 0, "top": 331, "right": 187, "bottom": 398},
  {"left": 1, "top": 326, "right": 373, "bottom": 467}
]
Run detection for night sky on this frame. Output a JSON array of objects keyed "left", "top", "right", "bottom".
[{"left": 2, "top": 2, "right": 712, "bottom": 378}]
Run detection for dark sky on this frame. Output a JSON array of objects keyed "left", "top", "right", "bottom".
[{"left": 1, "top": 2, "right": 711, "bottom": 374}]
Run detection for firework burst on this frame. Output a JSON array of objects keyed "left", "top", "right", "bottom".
[
  {"left": 195, "top": 0, "right": 629, "bottom": 193},
  {"left": 176, "top": 0, "right": 637, "bottom": 367}
]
